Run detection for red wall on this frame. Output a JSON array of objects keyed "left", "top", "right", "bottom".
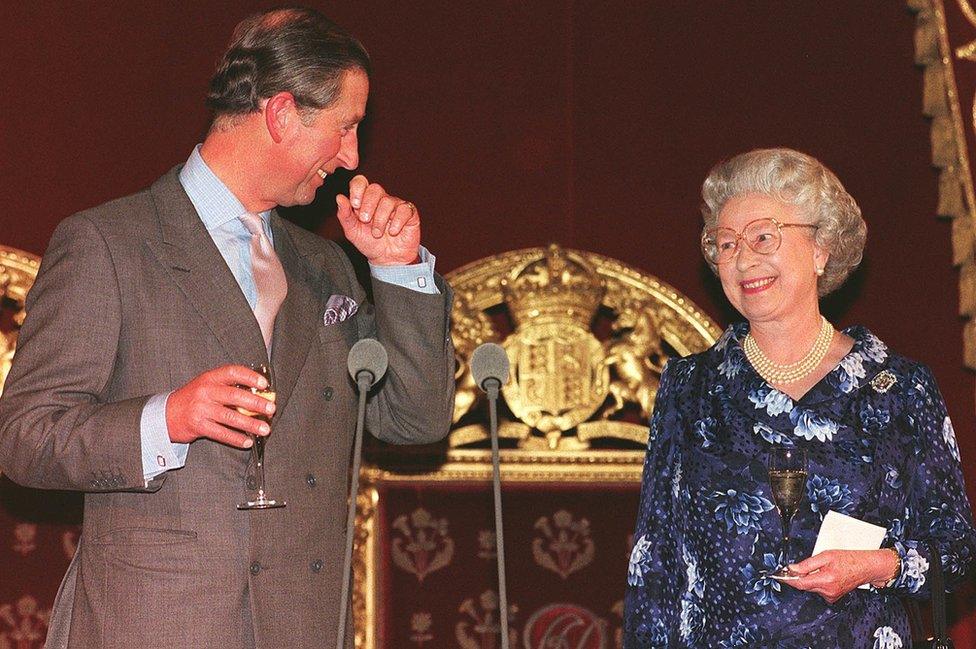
[{"left": 2, "top": 0, "right": 974, "bottom": 641}]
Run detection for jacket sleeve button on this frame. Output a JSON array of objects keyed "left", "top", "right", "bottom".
[
  {"left": 249, "top": 562, "right": 261, "bottom": 575},
  {"left": 323, "top": 387, "right": 334, "bottom": 401},
  {"left": 306, "top": 474, "right": 317, "bottom": 488},
  {"left": 311, "top": 559, "right": 323, "bottom": 573}
]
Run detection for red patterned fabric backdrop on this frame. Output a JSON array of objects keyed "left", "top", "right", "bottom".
[
  {"left": 0, "top": 484, "right": 79, "bottom": 647},
  {"left": 374, "top": 483, "right": 639, "bottom": 649}
]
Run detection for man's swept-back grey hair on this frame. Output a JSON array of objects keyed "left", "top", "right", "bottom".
[
  {"left": 701, "top": 148, "right": 867, "bottom": 296},
  {"left": 206, "top": 7, "right": 370, "bottom": 119}
]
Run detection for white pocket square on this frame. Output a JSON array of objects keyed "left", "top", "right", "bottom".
[{"left": 323, "top": 294, "right": 358, "bottom": 326}]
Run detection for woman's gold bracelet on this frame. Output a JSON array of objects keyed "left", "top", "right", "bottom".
[{"left": 881, "top": 547, "right": 902, "bottom": 588}]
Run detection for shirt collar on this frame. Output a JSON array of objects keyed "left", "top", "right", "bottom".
[{"left": 178, "top": 144, "right": 272, "bottom": 231}]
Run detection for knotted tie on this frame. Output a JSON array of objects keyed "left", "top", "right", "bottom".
[{"left": 239, "top": 213, "right": 287, "bottom": 351}]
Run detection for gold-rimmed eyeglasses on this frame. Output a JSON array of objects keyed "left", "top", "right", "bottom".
[{"left": 701, "top": 217, "right": 818, "bottom": 265}]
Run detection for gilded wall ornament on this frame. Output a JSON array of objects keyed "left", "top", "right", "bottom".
[
  {"left": 911, "top": 0, "right": 976, "bottom": 367},
  {"left": 0, "top": 246, "right": 40, "bottom": 397},
  {"left": 447, "top": 244, "right": 720, "bottom": 450},
  {"left": 501, "top": 247, "right": 609, "bottom": 441}
]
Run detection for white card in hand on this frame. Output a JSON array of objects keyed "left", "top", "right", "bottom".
[{"left": 812, "top": 510, "right": 888, "bottom": 589}]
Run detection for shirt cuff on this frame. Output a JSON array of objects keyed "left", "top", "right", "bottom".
[
  {"left": 140, "top": 392, "right": 188, "bottom": 483},
  {"left": 368, "top": 246, "right": 439, "bottom": 294}
]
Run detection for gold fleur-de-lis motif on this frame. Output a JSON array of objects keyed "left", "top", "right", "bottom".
[
  {"left": 61, "top": 530, "right": 79, "bottom": 560},
  {"left": 391, "top": 507, "right": 455, "bottom": 583},
  {"left": 477, "top": 530, "right": 497, "bottom": 560},
  {"left": 12, "top": 523, "right": 37, "bottom": 556},
  {"left": 409, "top": 611, "right": 434, "bottom": 647},
  {"left": 0, "top": 595, "right": 51, "bottom": 648},
  {"left": 532, "top": 509, "right": 596, "bottom": 579},
  {"left": 455, "top": 590, "right": 519, "bottom": 649}
]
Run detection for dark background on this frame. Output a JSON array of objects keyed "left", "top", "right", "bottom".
[{"left": 2, "top": 0, "right": 974, "bottom": 644}]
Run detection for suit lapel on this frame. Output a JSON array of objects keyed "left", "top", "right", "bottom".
[
  {"left": 145, "top": 168, "right": 268, "bottom": 367},
  {"left": 268, "top": 212, "right": 320, "bottom": 416}
]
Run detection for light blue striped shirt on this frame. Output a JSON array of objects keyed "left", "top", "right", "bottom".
[{"left": 140, "top": 146, "right": 439, "bottom": 482}]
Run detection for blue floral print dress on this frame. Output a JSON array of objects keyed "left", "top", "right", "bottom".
[{"left": 623, "top": 324, "right": 976, "bottom": 649}]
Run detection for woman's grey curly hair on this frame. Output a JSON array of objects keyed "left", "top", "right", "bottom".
[{"left": 701, "top": 148, "right": 866, "bottom": 296}]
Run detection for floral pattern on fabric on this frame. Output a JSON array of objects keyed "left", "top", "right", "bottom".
[
  {"left": 623, "top": 324, "right": 976, "bottom": 648},
  {"left": 872, "top": 625, "right": 902, "bottom": 649}
]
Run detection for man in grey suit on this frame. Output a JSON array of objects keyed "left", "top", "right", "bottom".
[{"left": 0, "top": 7, "right": 454, "bottom": 648}]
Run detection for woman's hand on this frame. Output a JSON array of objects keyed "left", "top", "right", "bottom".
[{"left": 786, "top": 549, "right": 899, "bottom": 603}]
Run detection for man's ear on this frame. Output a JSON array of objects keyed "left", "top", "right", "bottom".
[{"left": 263, "top": 92, "right": 298, "bottom": 144}]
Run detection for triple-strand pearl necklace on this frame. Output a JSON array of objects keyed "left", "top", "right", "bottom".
[{"left": 742, "top": 316, "right": 835, "bottom": 385}]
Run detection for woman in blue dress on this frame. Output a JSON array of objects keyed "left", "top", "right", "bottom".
[{"left": 623, "top": 148, "right": 976, "bottom": 648}]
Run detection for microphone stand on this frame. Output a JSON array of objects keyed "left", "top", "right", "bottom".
[
  {"left": 484, "top": 376, "right": 510, "bottom": 649},
  {"left": 336, "top": 368, "right": 375, "bottom": 649},
  {"left": 335, "top": 339, "right": 387, "bottom": 648},
  {"left": 336, "top": 370, "right": 373, "bottom": 649}
]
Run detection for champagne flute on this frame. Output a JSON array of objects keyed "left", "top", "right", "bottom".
[
  {"left": 237, "top": 363, "right": 286, "bottom": 510},
  {"left": 767, "top": 446, "right": 807, "bottom": 579}
]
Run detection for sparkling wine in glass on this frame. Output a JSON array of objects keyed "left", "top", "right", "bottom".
[
  {"left": 767, "top": 447, "right": 807, "bottom": 578},
  {"left": 237, "top": 363, "right": 285, "bottom": 510}
]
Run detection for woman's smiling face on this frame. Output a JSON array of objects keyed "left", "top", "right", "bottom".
[{"left": 715, "top": 192, "right": 828, "bottom": 325}]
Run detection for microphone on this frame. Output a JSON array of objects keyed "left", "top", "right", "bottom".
[
  {"left": 336, "top": 338, "right": 388, "bottom": 649},
  {"left": 347, "top": 337, "right": 389, "bottom": 390},
  {"left": 471, "top": 342, "right": 510, "bottom": 395},
  {"left": 470, "top": 342, "right": 511, "bottom": 649}
]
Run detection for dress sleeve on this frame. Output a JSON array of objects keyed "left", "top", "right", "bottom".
[
  {"left": 623, "top": 359, "right": 686, "bottom": 648},
  {"left": 889, "top": 364, "right": 976, "bottom": 598}
]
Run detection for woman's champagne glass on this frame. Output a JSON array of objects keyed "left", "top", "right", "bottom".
[
  {"left": 767, "top": 446, "right": 807, "bottom": 578},
  {"left": 237, "top": 363, "right": 286, "bottom": 510}
]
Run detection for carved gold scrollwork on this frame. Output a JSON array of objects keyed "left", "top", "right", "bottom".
[
  {"left": 0, "top": 245, "right": 40, "bottom": 479},
  {"left": 0, "top": 245, "right": 40, "bottom": 396},
  {"left": 910, "top": 0, "right": 976, "bottom": 367},
  {"left": 353, "top": 488, "right": 378, "bottom": 649},
  {"left": 446, "top": 244, "right": 720, "bottom": 449}
]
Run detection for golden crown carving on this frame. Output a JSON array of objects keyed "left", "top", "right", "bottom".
[{"left": 501, "top": 244, "right": 605, "bottom": 326}]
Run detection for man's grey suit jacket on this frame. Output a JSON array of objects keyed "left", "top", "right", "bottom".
[{"left": 0, "top": 167, "right": 455, "bottom": 648}]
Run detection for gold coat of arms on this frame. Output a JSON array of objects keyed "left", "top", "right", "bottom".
[{"left": 449, "top": 244, "right": 720, "bottom": 450}]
